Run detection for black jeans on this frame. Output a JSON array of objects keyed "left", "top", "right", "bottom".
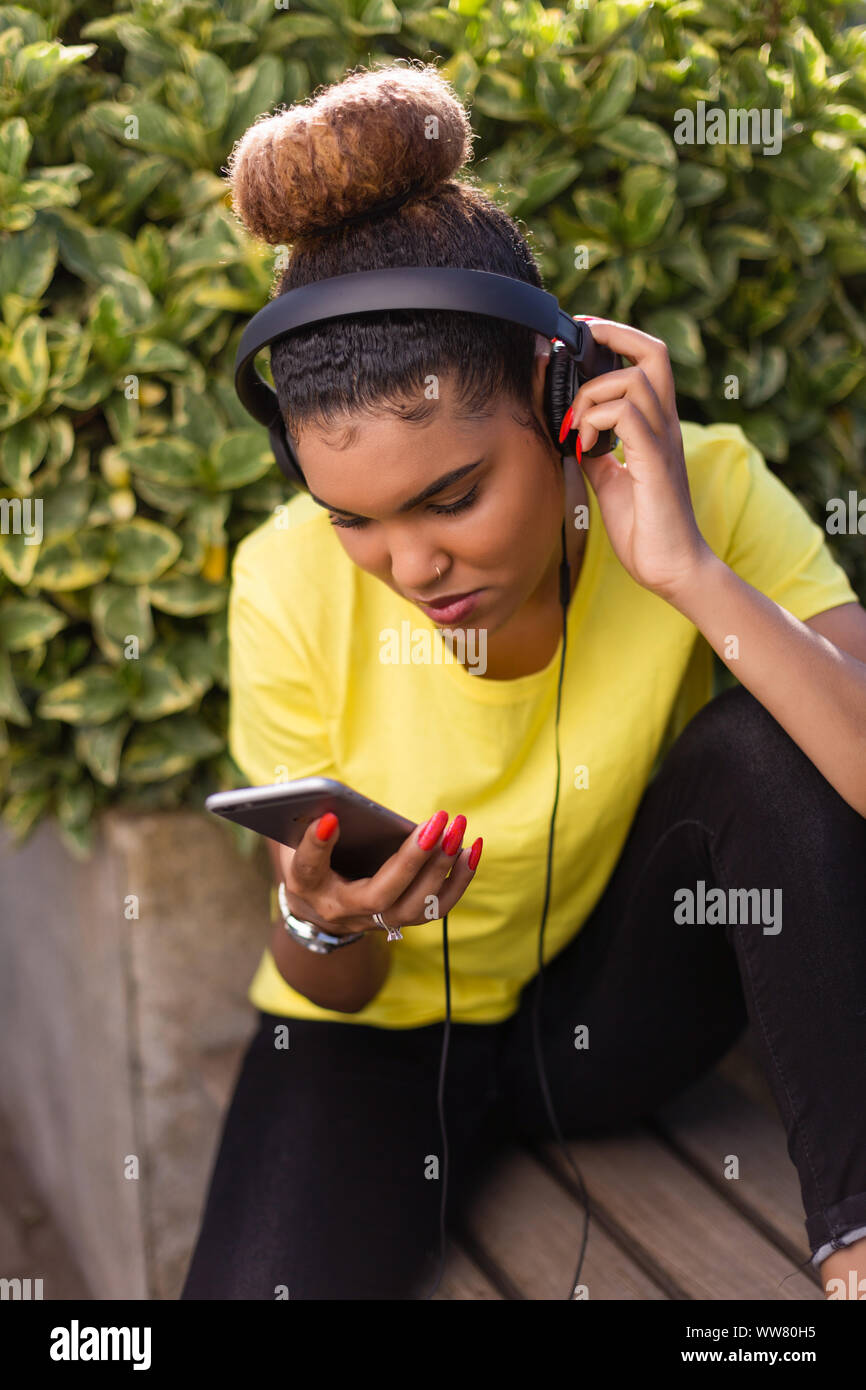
[{"left": 180, "top": 686, "right": 866, "bottom": 1299}]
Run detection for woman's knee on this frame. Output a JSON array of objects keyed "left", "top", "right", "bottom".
[{"left": 664, "top": 684, "right": 861, "bottom": 829}]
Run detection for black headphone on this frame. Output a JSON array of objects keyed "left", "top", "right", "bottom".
[
  {"left": 233, "top": 266, "right": 619, "bottom": 485},
  {"left": 233, "top": 266, "right": 617, "bottom": 1300}
]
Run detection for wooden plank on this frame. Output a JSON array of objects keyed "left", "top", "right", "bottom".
[
  {"left": 433, "top": 1239, "right": 503, "bottom": 1300},
  {"left": 539, "top": 1127, "right": 822, "bottom": 1301},
  {"left": 460, "top": 1144, "right": 669, "bottom": 1300},
  {"left": 651, "top": 1069, "right": 816, "bottom": 1272}
]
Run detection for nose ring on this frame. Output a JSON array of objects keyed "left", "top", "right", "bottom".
[{"left": 435, "top": 565, "right": 442, "bottom": 580}]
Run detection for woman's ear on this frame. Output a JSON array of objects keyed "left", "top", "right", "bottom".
[
  {"left": 532, "top": 336, "right": 552, "bottom": 399},
  {"left": 534, "top": 332, "right": 552, "bottom": 360}
]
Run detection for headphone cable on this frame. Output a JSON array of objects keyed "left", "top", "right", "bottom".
[
  {"left": 529, "top": 517, "right": 593, "bottom": 1298},
  {"left": 425, "top": 519, "right": 592, "bottom": 1301}
]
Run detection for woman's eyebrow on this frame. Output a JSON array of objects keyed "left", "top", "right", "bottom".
[{"left": 309, "top": 458, "right": 485, "bottom": 519}]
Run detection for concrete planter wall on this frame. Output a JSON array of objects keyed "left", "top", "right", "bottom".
[{"left": 0, "top": 808, "right": 269, "bottom": 1300}]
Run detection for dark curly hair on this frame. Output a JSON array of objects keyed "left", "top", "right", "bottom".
[{"left": 224, "top": 59, "right": 551, "bottom": 469}]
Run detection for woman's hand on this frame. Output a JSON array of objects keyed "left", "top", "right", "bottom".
[
  {"left": 278, "top": 811, "right": 482, "bottom": 939},
  {"left": 566, "top": 316, "right": 714, "bottom": 603}
]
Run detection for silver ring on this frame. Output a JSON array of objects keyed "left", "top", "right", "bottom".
[
  {"left": 435, "top": 565, "right": 442, "bottom": 580},
  {"left": 372, "top": 911, "right": 403, "bottom": 942}
]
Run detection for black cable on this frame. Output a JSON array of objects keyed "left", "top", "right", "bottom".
[
  {"left": 425, "top": 518, "right": 592, "bottom": 1301},
  {"left": 424, "top": 911, "right": 451, "bottom": 1300},
  {"left": 529, "top": 517, "right": 593, "bottom": 1299}
]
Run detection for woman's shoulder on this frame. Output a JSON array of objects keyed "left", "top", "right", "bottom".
[
  {"left": 233, "top": 491, "right": 334, "bottom": 572},
  {"left": 229, "top": 491, "right": 353, "bottom": 637},
  {"left": 678, "top": 419, "right": 772, "bottom": 550}
]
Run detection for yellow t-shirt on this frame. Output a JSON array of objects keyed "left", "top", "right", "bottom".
[{"left": 227, "top": 422, "right": 858, "bottom": 1029}]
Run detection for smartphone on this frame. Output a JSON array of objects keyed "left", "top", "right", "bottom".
[{"left": 205, "top": 777, "right": 418, "bottom": 879}]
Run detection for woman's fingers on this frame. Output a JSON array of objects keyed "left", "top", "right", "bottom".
[
  {"left": 285, "top": 811, "right": 482, "bottom": 933},
  {"left": 573, "top": 315, "right": 678, "bottom": 421},
  {"left": 288, "top": 812, "right": 341, "bottom": 897},
  {"left": 348, "top": 810, "right": 456, "bottom": 915},
  {"left": 570, "top": 364, "right": 667, "bottom": 449}
]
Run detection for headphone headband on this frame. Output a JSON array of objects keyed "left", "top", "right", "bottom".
[
  {"left": 237, "top": 268, "right": 590, "bottom": 425},
  {"left": 233, "top": 267, "right": 618, "bottom": 479}
]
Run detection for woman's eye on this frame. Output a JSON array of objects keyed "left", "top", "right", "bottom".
[
  {"left": 429, "top": 482, "right": 480, "bottom": 516},
  {"left": 328, "top": 483, "right": 481, "bottom": 530}
]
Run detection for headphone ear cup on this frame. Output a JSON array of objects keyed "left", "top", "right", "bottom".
[
  {"left": 268, "top": 420, "right": 308, "bottom": 490},
  {"left": 544, "top": 343, "right": 578, "bottom": 457}
]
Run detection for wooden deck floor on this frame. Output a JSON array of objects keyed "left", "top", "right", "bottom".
[{"left": 435, "top": 1026, "right": 823, "bottom": 1300}]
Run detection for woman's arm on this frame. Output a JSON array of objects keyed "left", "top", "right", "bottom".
[
  {"left": 265, "top": 838, "right": 392, "bottom": 1013},
  {"left": 666, "top": 566, "right": 866, "bottom": 818},
  {"left": 564, "top": 315, "right": 866, "bottom": 819}
]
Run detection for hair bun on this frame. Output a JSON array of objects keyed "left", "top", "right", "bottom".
[{"left": 225, "top": 62, "right": 475, "bottom": 244}]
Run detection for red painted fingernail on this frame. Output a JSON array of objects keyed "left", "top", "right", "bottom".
[
  {"left": 576, "top": 435, "right": 582, "bottom": 466},
  {"left": 316, "top": 812, "right": 338, "bottom": 842},
  {"left": 468, "top": 837, "right": 483, "bottom": 870},
  {"left": 418, "top": 810, "right": 448, "bottom": 850},
  {"left": 442, "top": 814, "right": 467, "bottom": 856},
  {"left": 558, "top": 405, "right": 574, "bottom": 444}
]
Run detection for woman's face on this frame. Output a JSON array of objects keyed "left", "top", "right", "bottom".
[{"left": 296, "top": 346, "right": 565, "bottom": 635}]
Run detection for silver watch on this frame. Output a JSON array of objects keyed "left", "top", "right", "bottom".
[{"left": 277, "top": 880, "right": 368, "bottom": 954}]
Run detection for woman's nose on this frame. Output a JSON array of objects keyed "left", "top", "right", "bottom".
[{"left": 388, "top": 542, "right": 446, "bottom": 596}]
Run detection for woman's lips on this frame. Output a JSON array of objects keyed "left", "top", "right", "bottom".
[{"left": 416, "top": 589, "right": 482, "bottom": 623}]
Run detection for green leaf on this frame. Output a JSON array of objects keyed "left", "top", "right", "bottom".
[
  {"left": 75, "top": 717, "right": 131, "bottom": 787},
  {"left": 111, "top": 518, "right": 183, "bottom": 585},
  {"left": 130, "top": 654, "right": 199, "bottom": 720},
  {"left": 598, "top": 118, "right": 677, "bottom": 169},
  {"left": 347, "top": 0, "right": 402, "bottom": 35},
  {"left": 708, "top": 224, "right": 777, "bottom": 259},
  {"left": 0, "top": 598, "right": 68, "bottom": 651},
  {"left": 147, "top": 573, "right": 228, "bottom": 616},
  {"left": 125, "top": 339, "right": 189, "bottom": 374},
  {"left": 2, "top": 788, "right": 51, "bottom": 841},
  {"left": 225, "top": 57, "right": 285, "bottom": 149},
  {"left": 513, "top": 160, "right": 582, "bottom": 218},
  {"left": 57, "top": 817, "right": 96, "bottom": 860},
  {"left": 110, "top": 436, "right": 204, "bottom": 488},
  {"left": 741, "top": 412, "right": 789, "bottom": 463},
  {"left": 743, "top": 347, "right": 788, "bottom": 407},
  {"left": 0, "top": 526, "right": 41, "bottom": 586},
  {"left": 0, "top": 221, "right": 57, "bottom": 300},
  {"left": 37, "top": 664, "right": 128, "bottom": 725},
  {"left": 31, "top": 530, "right": 111, "bottom": 591},
  {"left": 573, "top": 189, "right": 622, "bottom": 239},
  {"left": 641, "top": 308, "right": 706, "bottom": 366},
  {"left": 12, "top": 41, "right": 97, "bottom": 94},
  {"left": 56, "top": 777, "right": 95, "bottom": 830},
  {"left": 41, "top": 479, "right": 94, "bottom": 540},
  {"left": 473, "top": 69, "right": 536, "bottom": 122},
  {"left": 206, "top": 431, "right": 275, "bottom": 491},
  {"left": 0, "top": 116, "right": 32, "bottom": 180},
  {"left": 90, "top": 102, "right": 203, "bottom": 166},
  {"left": 620, "top": 166, "right": 677, "bottom": 247},
  {"left": 189, "top": 49, "right": 232, "bottom": 135},
  {"left": 0, "top": 417, "right": 49, "bottom": 491},
  {"left": 582, "top": 51, "right": 638, "bottom": 131},
  {"left": 659, "top": 232, "right": 715, "bottom": 292},
  {"left": 119, "top": 713, "right": 223, "bottom": 783},
  {"left": 91, "top": 583, "right": 154, "bottom": 662},
  {"left": 0, "top": 645, "right": 31, "bottom": 725},
  {"left": 675, "top": 162, "right": 727, "bottom": 207},
  {"left": 0, "top": 315, "right": 50, "bottom": 403}
]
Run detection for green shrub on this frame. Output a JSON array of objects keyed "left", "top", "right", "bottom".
[{"left": 1, "top": 0, "right": 865, "bottom": 856}]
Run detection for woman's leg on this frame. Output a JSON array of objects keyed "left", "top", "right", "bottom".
[
  {"left": 493, "top": 684, "right": 866, "bottom": 1270},
  {"left": 180, "top": 1010, "right": 502, "bottom": 1299}
]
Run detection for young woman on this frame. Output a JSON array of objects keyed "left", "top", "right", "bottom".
[{"left": 181, "top": 63, "right": 866, "bottom": 1301}]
